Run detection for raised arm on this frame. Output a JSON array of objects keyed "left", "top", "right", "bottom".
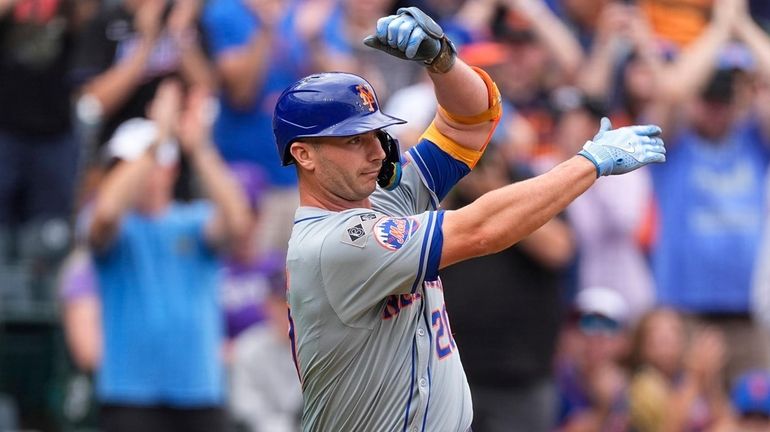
[
  {"left": 88, "top": 80, "right": 181, "bottom": 250},
  {"left": 365, "top": 7, "right": 501, "bottom": 153},
  {"left": 441, "top": 119, "right": 665, "bottom": 268},
  {"left": 205, "top": 0, "right": 285, "bottom": 109},
  {"left": 732, "top": 0, "right": 770, "bottom": 140},
  {"left": 0, "top": 0, "right": 16, "bottom": 17},
  {"left": 657, "top": 0, "right": 738, "bottom": 104},
  {"left": 167, "top": 0, "right": 217, "bottom": 91},
  {"left": 577, "top": 3, "right": 634, "bottom": 100},
  {"left": 177, "top": 87, "right": 250, "bottom": 251},
  {"left": 79, "top": 0, "right": 164, "bottom": 118},
  {"left": 506, "top": 0, "right": 583, "bottom": 81},
  {"left": 734, "top": 0, "right": 770, "bottom": 78}
]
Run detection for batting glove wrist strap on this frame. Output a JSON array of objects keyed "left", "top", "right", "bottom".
[
  {"left": 425, "top": 35, "right": 457, "bottom": 74},
  {"left": 577, "top": 146, "right": 602, "bottom": 178}
]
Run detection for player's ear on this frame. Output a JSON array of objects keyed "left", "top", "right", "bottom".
[{"left": 291, "top": 141, "right": 315, "bottom": 171}]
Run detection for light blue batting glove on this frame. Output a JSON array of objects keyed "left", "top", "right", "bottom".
[
  {"left": 578, "top": 117, "right": 666, "bottom": 177},
  {"left": 363, "top": 7, "right": 456, "bottom": 73}
]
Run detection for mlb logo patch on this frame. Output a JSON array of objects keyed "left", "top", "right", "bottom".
[{"left": 374, "top": 217, "right": 420, "bottom": 251}]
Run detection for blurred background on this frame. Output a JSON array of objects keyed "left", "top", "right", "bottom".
[{"left": 2, "top": 0, "right": 770, "bottom": 431}]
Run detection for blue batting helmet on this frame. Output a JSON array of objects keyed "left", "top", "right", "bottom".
[{"left": 273, "top": 72, "right": 406, "bottom": 166}]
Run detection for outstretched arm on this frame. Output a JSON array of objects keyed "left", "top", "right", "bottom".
[
  {"left": 440, "top": 119, "right": 665, "bottom": 268},
  {"left": 441, "top": 156, "right": 595, "bottom": 267}
]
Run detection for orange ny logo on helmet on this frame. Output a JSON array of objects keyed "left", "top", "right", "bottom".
[{"left": 356, "top": 85, "right": 376, "bottom": 112}]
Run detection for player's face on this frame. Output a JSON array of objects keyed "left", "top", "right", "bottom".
[{"left": 313, "top": 131, "right": 386, "bottom": 202}]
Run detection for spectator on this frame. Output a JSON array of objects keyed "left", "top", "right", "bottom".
[
  {"left": 553, "top": 87, "right": 656, "bottom": 322},
  {"left": 577, "top": 2, "right": 667, "bottom": 126},
  {"left": 555, "top": 0, "right": 610, "bottom": 49},
  {"left": 556, "top": 286, "right": 631, "bottom": 432},
  {"left": 726, "top": 370, "right": 770, "bottom": 432},
  {"left": 72, "top": 0, "right": 213, "bottom": 150},
  {"left": 489, "top": 0, "right": 583, "bottom": 164},
  {"left": 0, "top": 0, "right": 88, "bottom": 247},
  {"left": 442, "top": 147, "right": 575, "bottom": 432},
  {"left": 627, "top": 308, "right": 731, "bottom": 432},
  {"left": 87, "top": 81, "right": 249, "bottom": 432},
  {"left": 649, "top": 0, "right": 770, "bottom": 381},
  {"left": 201, "top": 0, "right": 308, "bottom": 253},
  {"left": 229, "top": 272, "right": 299, "bottom": 432}
]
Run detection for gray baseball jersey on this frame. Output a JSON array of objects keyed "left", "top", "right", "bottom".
[{"left": 287, "top": 132, "right": 482, "bottom": 432}]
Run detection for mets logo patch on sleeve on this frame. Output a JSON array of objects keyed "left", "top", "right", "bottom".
[{"left": 374, "top": 217, "right": 420, "bottom": 251}]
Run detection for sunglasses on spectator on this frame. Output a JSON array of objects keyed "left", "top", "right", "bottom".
[{"left": 578, "top": 313, "right": 622, "bottom": 335}]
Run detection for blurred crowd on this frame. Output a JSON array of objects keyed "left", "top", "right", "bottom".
[{"left": 2, "top": 0, "right": 770, "bottom": 431}]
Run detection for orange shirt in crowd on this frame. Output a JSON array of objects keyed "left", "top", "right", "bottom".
[{"left": 640, "top": 0, "right": 713, "bottom": 47}]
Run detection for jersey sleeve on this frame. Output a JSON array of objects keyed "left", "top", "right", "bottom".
[
  {"left": 407, "top": 121, "right": 487, "bottom": 200},
  {"left": 370, "top": 126, "right": 482, "bottom": 215},
  {"left": 319, "top": 210, "right": 444, "bottom": 326}
]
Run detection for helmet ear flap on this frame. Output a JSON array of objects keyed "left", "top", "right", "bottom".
[{"left": 376, "top": 131, "right": 402, "bottom": 191}]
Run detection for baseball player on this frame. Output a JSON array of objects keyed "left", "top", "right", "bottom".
[{"left": 273, "top": 7, "right": 666, "bottom": 432}]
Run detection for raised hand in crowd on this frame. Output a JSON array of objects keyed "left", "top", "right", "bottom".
[
  {"left": 168, "top": 0, "right": 217, "bottom": 91},
  {"left": 657, "top": 0, "right": 742, "bottom": 105},
  {"left": 671, "top": 328, "right": 731, "bottom": 432},
  {"left": 293, "top": 0, "right": 352, "bottom": 73},
  {"left": 246, "top": 0, "right": 287, "bottom": 31},
  {"left": 685, "top": 328, "right": 727, "bottom": 389},
  {"left": 167, "top": 0, "right": 199, "bottom": 38},
  {"left": 180, "top": 86, "right": 250, "bottom": 252},
  {"left": 147, "top": 78, "right": 183, "bottom": 142},
  {"left": 0, "top": 0, "right": 17, "bottom": 17},
  {"left": 134, "top": 0, "right": 165, "bottom": 43},
  {"left": 210, "top": 0, "right": 289, "bottom": 109},
  {"left": 577, "top": 2, "right": 636, "bottom": 100},
  {"left": 504, "top": 0, "right": 583, "bottom": 79}
]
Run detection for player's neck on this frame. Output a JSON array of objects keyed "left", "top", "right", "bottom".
[{"left": 299, "top": 187, "right": 372, "bottom": 212}]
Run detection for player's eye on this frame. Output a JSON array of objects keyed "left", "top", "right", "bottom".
[{"left": 348, "top": 136, "right": 362, "bottom": 145}]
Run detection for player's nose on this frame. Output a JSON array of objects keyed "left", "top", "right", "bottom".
[{"left": 366, "top": 132, "right": 386, "bottom": 161}]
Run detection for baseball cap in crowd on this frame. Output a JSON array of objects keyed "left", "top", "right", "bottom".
[
  {"left": 228, "top": 162, "right": 267, "bottom": 210},
  {"left": 732, "top": 371, "right": 770, "bottom": 418},
  {"left": 575, "top": 286, "right": 629, "bottom": 334},
  {"left": 459, "top": 42, "right": 512, "bottom": 67},
  {"left": 104, "top": 117, "right": 179, "bottom": 167}
]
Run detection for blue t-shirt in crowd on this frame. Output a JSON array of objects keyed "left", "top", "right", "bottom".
[
  {"left": 93, "top": 202, "right": 224, "bottom": 406},
  {"left": 651, "top": 120, "right": 770, "bottom": 313},
  {"left": 202, "top": 0, "right": 307, "bottom": 186}
]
